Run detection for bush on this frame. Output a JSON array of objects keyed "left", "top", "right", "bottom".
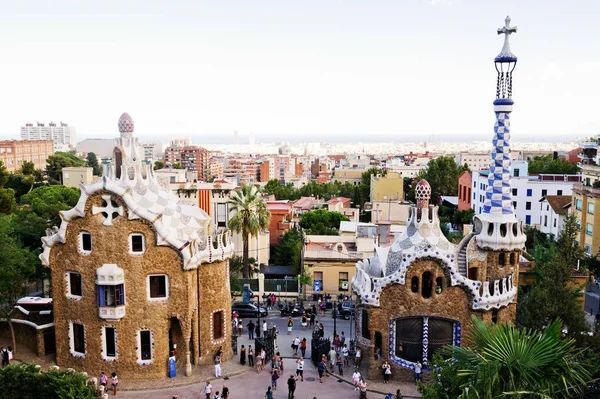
[{"left": 0, "top": 363, "right": 96, "bottom": 399}]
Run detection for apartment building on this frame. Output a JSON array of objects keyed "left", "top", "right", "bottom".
[
  {"left": 539, "top": 195, "right": 571, "bottom": 239},
  {"left": 472, "top": 161, "right": 579, "bottom": 226},
  {"left": 0, "top": 140, "right": 54, "bottom": 172},
  {"left": 573, "top": 145, "right": 600, "bottom": 255},
  {"left": 21, "top": 122, "right": 76, "bottom": 151},
  {"left": 370, "top": 172, "right": 404, "bottom": 202},
  {"left": 163, "top": 140, "right": 210, "bottom": 181},
  {"left": 458, "top": 171, "right": 472, "bottom": 211}
]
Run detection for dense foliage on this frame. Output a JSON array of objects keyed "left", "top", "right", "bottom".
[
  {"left": 517, "top": 214, "right": 589, "bottom": 342},
  {"left": 270, "top": 227, "right": 302, "bottom": 272},
  {"left": 419, "top": 317, "right": 590, "bottom": 398},
  {"left": 0, "top": 364, "right": 96, "bottom": 399},
  {"left": 45, "top": 152, "right": 86, "bottom": 184},
  {"left": 299, "top": 209, "right": 349, "bottom": 235},
  {"left": 85, "top": 152, "right": 102, "bottom": 176},
  {"left": 528, "top": 154, "right": 579, "bottom": 175},
  {"left": 406, "top": 157, "right": 469, "bottom": 202}
]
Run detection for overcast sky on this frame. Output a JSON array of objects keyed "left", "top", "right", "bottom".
[{"left": 1, "top": 0, "right": 599, "bottom": 144}]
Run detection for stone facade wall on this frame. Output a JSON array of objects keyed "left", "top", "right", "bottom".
[
  {"left": 0, "top": 322, "right": 42, "bottom": 355},
  {"left": 196, "top": 259, "right": 232, "bottom": 364},
  {"left": 49, "top": 193, "right": 197, "bottom": 380}
]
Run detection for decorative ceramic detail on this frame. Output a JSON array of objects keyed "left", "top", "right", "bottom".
[
  {"left": 136, "top": 329, "right": 154, "bottom": 366},
  {"left": 68, "top": 321, "right": 86, "bottom": 358},
  {"left": 210, "top": 309, "right": 227, "bottom": 345}
]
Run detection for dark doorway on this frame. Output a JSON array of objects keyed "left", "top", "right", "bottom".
[
  {"left": 168, "top": 317, "right": 185, "bottom": 373},
  {"left": 361, "top": 309, "right": 370, "bottom": 340},
  {"left": 43, "top": 329, "right": 56, "bottom": 355},
  {"left": 374, "top": 332, "right": 383, "bottom": 358},
  {"left": 422, "top": 272, "right": 433, "bottom": 298},
  {"left": 395, "top": 317, "right": 423, "bottom": 362}
]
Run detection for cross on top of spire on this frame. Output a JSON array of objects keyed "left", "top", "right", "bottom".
[{"left": 495, "top": 15, "right": 518, "bottom": 62}]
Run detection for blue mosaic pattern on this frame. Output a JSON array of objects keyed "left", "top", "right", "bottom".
[
  {"left": 422, "top": 316, "right": 429, "bottom": 363},
  {"left": 483, "top": 111, "right": 513, "bottom": 215}
]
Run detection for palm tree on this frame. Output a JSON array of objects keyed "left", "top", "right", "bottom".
[
  {"left": 228, "top": 185, "right": 270, "bottom": 278},
  {"left": 434, "top": 316, "right": 591, "bottom": 398}
]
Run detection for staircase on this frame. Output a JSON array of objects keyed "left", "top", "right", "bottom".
[{"left": 456, "top": 233, "right": 474, "bottom": 278}]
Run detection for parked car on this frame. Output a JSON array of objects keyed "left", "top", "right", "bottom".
[
  {"left": 339, "top": 301, "right": 355, "bottom": 320},
  {"left": 232, "top": 302, "right": 268, "bottom": 318}
]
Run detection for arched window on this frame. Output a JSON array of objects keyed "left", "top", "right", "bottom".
[
  {"left": 374, "top": 332, "right": 383, "bottom": 357},
  {"left": 498, "top": 253, "right": 506, "bottom": 267},
  {"left": 421, "top": 272, "right": 433, "bottom": 299},
  {"left": 361, "top": 309, "right": 370, "bottom": 340},
  {"left": 510, "top": 252, "right": 516, "bottom": 265},
  {"left": 411, "top": 277, "right": 419, "bottom": 293}
]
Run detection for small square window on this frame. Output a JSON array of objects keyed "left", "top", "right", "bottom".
[
  {"left": 526, "top": 189, "right": 532, "bottom": 197},
  {"left": 542, "top": 189, "right": 547, "bottom": 197},
  {"left": 512, "top": 188, "right": 517, "bottom": 196},
  {"left": 514, "top": 169, "right": 520, "bottom": 177},
  {"left": 148, "top": 275, "right": 168, "bottom": 300},
  {"left": 525, "top": 215, "right": 531, "bottom": 224},
  {"left": 588, "top": 203, "right": 595, "bottom": 215},
  {"left": 525, "top": 202, "right": 531, "bottom": 210},
  {"left": 68, "top": 272, "right": 82, "bottom": 297},
  {"left": 129, "top": 234, "right": 145, "bottom": 254},
  {"left": 557, "top": 190, "right": 563, "bottom": 195},
  {"left": 80, "top": 232, "right": 92, "bottom": 253}
]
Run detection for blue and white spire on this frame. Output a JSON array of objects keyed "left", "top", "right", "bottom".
[{"left": 474, "top": 16, "right": 525, "bottom": 251}]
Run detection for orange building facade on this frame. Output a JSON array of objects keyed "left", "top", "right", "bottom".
[
  {"left": 458, "top": 171, "right": 472, "bottom": 211},
  {"left": 0, "top": 139, "right": 54, "bottom": 172}
]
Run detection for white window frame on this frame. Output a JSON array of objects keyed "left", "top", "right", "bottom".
[
  {"left": 136, "top": 329, "right": 154, "bottom": 365},
  {"left": 101, "top": 326, "right": 118, "bottom": 361},
  {"left": 588, "top": 202, "right": 595, "bottom": 215},
  {"left": 78, "top": 231, "right": 92, "bottom": 254},
  {"left": 146, "top": 274, "right": 169, "bottom": 301},
  {"left": 586, "top": 223, "right": 593, "bottom": 236},
  {"left": 129, "top": 233, "right": 146, "bottom": 255},
  {"left": 68, "top": 321, "right": 86, "bottom": 358},
  {"left": 66, "top": 271, "right": 83, "bottom": 300},
  {"left": 210, "top": 309, "right": 227, "bottom": 344}
]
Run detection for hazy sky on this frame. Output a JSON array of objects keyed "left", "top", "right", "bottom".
[{"left": 1, "top": 0, "right": 599, "bottom": 144}]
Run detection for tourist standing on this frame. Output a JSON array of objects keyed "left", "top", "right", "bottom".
[
  {"left": 99, "top": 372, "right": 108, "bottom": 392},
  {"left": 204, "top": 381, "right": 212, "bottom": 399},
  {"left": 414, "top": 361, "right": 422, "bottom": 383},
  {"left": 247, "top": 320, "right": 255, "bottom": 340},
  {"left": 355, "top": 347, "right": 362, "bottom": 367},
  {"left": 263, "top": 320, "right": 268, "bottom": 335},
  {"left": 318, "top": 323, "right": 324, "bottom": 338},
  {"left": 0, "top": 347, "right": 7, "bottom": 367},
  {"left": 295, "top": 357, "right": 304, "bottom": 382},
  {"left": 395, "top": 389, "right": 404, "bottom": 398},
  {"left": 352, "top": 369, "right": 361, "bottom": 390},
  {"left": 238, "top": 319, "right": 243, "bottom": 336},
  {"left": 111, "top": 372, "right": 118, "bottom": 396},
  {"left": 240, "top": 345, "right": 246, "bottom": 365},
  {"left": 287, "top": 317, "right": 293, "bottom": 334},
  {"left": 265, "top": 386, "right": 274, "bottom": 399},
  {"left": 382, "top": 360, "right": 391, "bottom": 384},
  {"left": 328, "top": 347, "right": 337, "bottom": 373},
  {"left": 301, "top": 314, "right": 307, "bottom": 330},
  {"left": 292, "top": 336, "right": 300, "bottom": 356},
  {"left": 336, "top": 353, "right": 344, "bottom": 375},
  {"left": 300, "top": 338, "right": 307, "bottom": 357},
  {"left": 359, "top": 378, "right": 368, "bottom": 399},
  {"left": 342, "top": 344, "right": 349, "bottom": 367},
  {"left": 215, "top": 353, "right": 222, "bottom": 377},
  {"left": 248, "top": 345, "right": 255, "bottom": 367},
  {"left": 287, "top": 375, "right": 297, "bottom": 399}
]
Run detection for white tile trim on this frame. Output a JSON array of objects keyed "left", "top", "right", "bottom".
[
  {"left": 68, "top": 321, "right": 86, "bottom": 358},
  {"left": 128, "top": 233, "right": 146, "bottom": 255}
]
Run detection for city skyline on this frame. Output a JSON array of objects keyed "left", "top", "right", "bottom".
[{"left": 1, "top": 1, "right": 599, "bottom": 142}]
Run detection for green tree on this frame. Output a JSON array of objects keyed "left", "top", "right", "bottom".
[
  {"left": 418, "top": 156, "right": 464, "bottom": 201},
  {"left": 172, "top": 162, "right": 183, "bottom": 169},
  {"left": 299, "top": 209, "right": 349, "bottom": 235},
  {"left": 528, "top": 154, "right": 579, "bottom": 175},
  {"left": 153, "top": 160, "right": 165, "bottom": 170},
  {"left": 0, "top": 215, "right": 37, "bottom": 355},
  {"left": 0, "top": 188, "right": 16, "bottom": 214},
  {"left": 20, "top": 161, "right": 35, "bottom": 176},
  {"left": 45, "top": 152, "right": 86, "bottom": 184},
  {"left": 517, "top": 214, "right": 588, "bottom": 341},
  {"left": 228, "top": 185, "right": 271, "bottom": 278},
  {"left": 271, "top": 228, "right": 302, "bottom": 272},
  {"left": 0, "top": 160, "right": 8, "bottom": 188},
  {"left": 295, "top": 269, "right": 313, "bottom": 300},
  {"left": 453, "top": 209, "right": 475, "bottom": 226},
  {"left": 86, "top": 152, "right": 102, "bottom": 176},
  {"left": 420, "top": 316, "right": 590, "bottom": 398}
]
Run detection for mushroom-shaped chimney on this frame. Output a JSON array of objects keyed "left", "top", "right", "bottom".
[
  {"left": 415, "top": 179, "right": 431, "bottom": 209},
  {"left": 118, "top": 112, "right": 134, "bottom": 138}
]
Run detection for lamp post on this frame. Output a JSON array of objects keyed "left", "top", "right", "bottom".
[{"left": 333, "top": 299, "right": 337, "bottom": 338}]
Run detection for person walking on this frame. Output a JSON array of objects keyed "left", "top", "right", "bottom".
[
  {"left": 213, "top": 391, "right": 220, "bottom": 399},
  {"left": 256, "top": 349, "right": 263, "bottom": 372},
  {"left": 247, "top": 320, "right": 255, "bottom": 340},
  {"left": 238, "top": 319, "right": 243, "bottom": 337},
  {"left": 221, "top": 384, "right": 229, "bottom": 399},
  {"left": 301, "top": 314, "right": 307, "bottom": 330},
  {"left": 382, "top": 360, "right": 391, "bottom": 384},
  {"left": 355, "top": 347, "right": 362, "bottom": 367},
  {"left": 99, "top": 372, "right": 108, "bottom": 392},
  {"left": 318, "top": 323, "right": 324, "bottom": 338},
  {"left": 265, "top": 386, "right": 274, "bottom": 399},
  {"left": 328, "top": 347, "right": 337, "bottom": 373},
  {"left": 263, "top": 320, "right": 268, "bottom": 335},
  {"left": 300, "top": 338, "right": 307, "bottom": 357},
  {"left": 240, "top": 345, "right": 246, "bottom": 366},
  {"left": 317, "top": 357, "right": 326, "bottom": 383},
  {"left": 204, "top": 381, "right": 212, "bottom": 399},
  {"left": 395, "top": 389, "right": 404, "bottom": 398},
  {"left": 215, "top": 353, "right": 222, "bottom": 377},
  {"left": 352, "top": 369, "right": 361, "bottom": 390},
  {"left": 287, "top": 375, "right": 297, "bottom": 399},
  {"left": 287, "top": 317, "right": 293, "bottom": 335},
  {"left": 295, "top": 357, "right": 304, "bottom": 382},
  {"left": 271, "top": 367, "right": 280, "bottom": 390},
  {"left": 248, "top": 345, "right": 255, "bottom": 367},
  {"left": 292, "top": 336, "right": 300, "bottom": 356},
  {"left": 358, "top": 378, "right": 368, "bottom": 399},
  {"left": 0, "top": 347, "right": 7, "bottom": 368}
]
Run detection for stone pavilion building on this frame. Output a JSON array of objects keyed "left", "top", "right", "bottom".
[{"left": 40, "top": 113, "right": 234, "bottom": 379}]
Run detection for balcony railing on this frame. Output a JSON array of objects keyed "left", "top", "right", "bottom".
[{"left": 573, "top": 184, "right": 600, "bottom": 197}]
